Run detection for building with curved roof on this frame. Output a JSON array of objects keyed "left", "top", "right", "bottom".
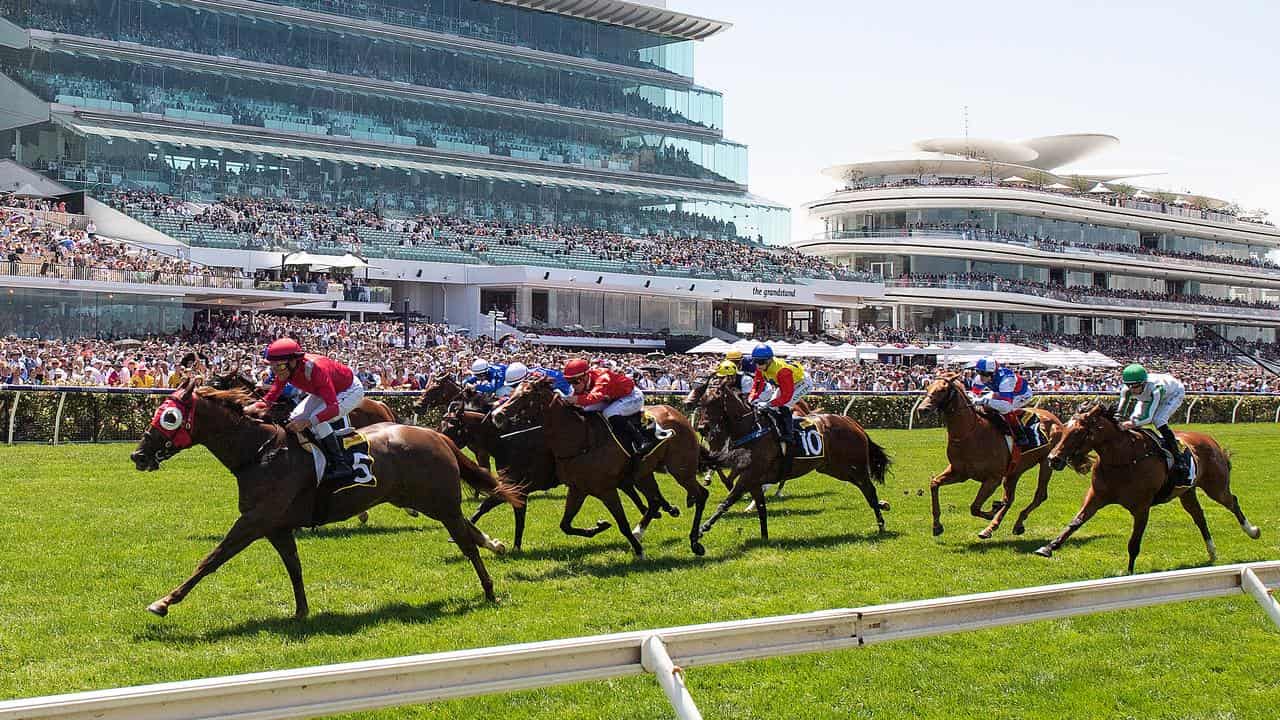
[{"left": 796, "top": 134, "right": 1280, "bottom": 342}]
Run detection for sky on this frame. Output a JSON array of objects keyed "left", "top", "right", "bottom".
[{"left": 685, "top": 0, "right": 1280, "bottom": 242}]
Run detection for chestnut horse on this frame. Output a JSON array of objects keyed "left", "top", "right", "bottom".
[
  {"left": 415, "top": 374, "right": 492, "bottom": 471},
  {"left": 693, "top": 376, "right": 891, "bottom": 541},
  {"left": 130, "top": 380, "right": 523, "bottom": 618},
  {"left": 441, "top": 404, "right": 672, "bottom": 550},
  {"left": 916, "top": 373, "right": 1064, "bottom": 539},
  {"left": 1038, "top": 403, "right": 1261, "bottom": 573},
  {"left": 492, "top": 375, "right": 710, "bottom": 556}
]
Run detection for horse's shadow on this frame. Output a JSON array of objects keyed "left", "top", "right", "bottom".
[
  {"left": 959, "top": 533, "right": 1109, "bottom": 554},
  {"left": 135, "top": 597, "right": 486, "bottom": 643},
  {"left": 188, "top": 524, "right": 424, "bottom": 543}
]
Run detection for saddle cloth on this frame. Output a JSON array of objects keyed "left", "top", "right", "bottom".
[
  {"left": 791, "top": 417, "right": 824, "bottom": 459},
  {"left": 299, "top": 421, "right": 377, "bottom": 489},
  {"left": 1000, "top": 410, "right": 1048, "bottom": 453},
  {"left": 1137, "top": 427, "right": 1198, "bottom": 481}
]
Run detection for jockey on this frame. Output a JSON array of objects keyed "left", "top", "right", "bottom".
[
  {"left": 505, "top": 362, "right": 573, "bottom": 397},
  {"left": 563, "top": 357, "right": 654, "bottom": 456},
  {"left": 747, "top": 344, "right": 811, "bottom": 447},
  {"left": 245, "top": 338, "right": 364, "bottom": 483},
  {"left": 1117, "top": 364, "right": 1189, "bottom": 484},
  {"left": 464, "top": 358, "right": 508, "bottom": 399},
  {"left": 724, "top": 349, "right": 758, "bottom": 397},
  {"left": 970, "top": 357, "right": 1034, "bottom": 447}
]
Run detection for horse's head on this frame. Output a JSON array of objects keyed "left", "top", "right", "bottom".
[
  {"left": 439, "top": 400, "right": 471, "bottom": 446},
  {"left": 131, "top": 379, "right": 199, "bottom": 471},
  {"left": 491, "top": 373, "right": 556, "bottom": 429},
  {"left": 415, "top": 373, "right": 459, "bottom": 413},
  {"left": 697, "top": 376, "right": 750, "bottom": 434},
  {"left": 918, "top": 372, "right": 964, "bottom": 415},
  {"left": 1047, "top": 403, "right": 1108, "bottom": 473},
  {"left": 684, "top": 376, "right": 710, "bottom": 406}
]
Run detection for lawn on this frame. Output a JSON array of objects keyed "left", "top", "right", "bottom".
[{"left": 1, "top": 425, "right": 1278, "bottom": 719}]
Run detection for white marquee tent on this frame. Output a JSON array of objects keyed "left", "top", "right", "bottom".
[{"left": 686, "top": 339, "right": 1118, "bottom": 368}]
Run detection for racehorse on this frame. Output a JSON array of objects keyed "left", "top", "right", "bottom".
[
  {"left": 440, "top": 403, "right": 673, "bottom": 550},
  {"left": 415, "top": 374, "right": 493, "bottom": 471},
  {"left": 491, "top": 374, "right": 710, "bottom": 556},
  {"left": 683, "top": 376, "right": 812, "bottom": 493},
  {"left": 208, "top": 369, "right": 404, "bottom": 525},
  {"left": 130, "top": 379, "right": 523, "bottom": 618},
  {"left": 692, "top": 376, "right": 891, "bottom": 541},
  {"left": 916, "top": 373, "right": 1064, "bottom": 539},
  {"left": 1038, "top": 403, "right": 1261, "bottom": 573}
]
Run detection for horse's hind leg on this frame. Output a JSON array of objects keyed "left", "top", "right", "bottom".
[
  {"left": 748, "top": 484, "right": 768, "bottom": 540},
  {"left": 266, "top": 529, "right": 308, "bottom": 618},
  {"left": 849, "top": 467, "right": 888, "bottom": 533},
  {"left": 969, "top": 476, "right": 1002, "bottom": 521},
  {"left": 1178, "top": 491, "right": 1217, "bottom": 563},
  {"left": 469, "top": 493, "right": 508, "bottom": 526},
  {"left": 1012, "top": 462, "right": 1052, "bottom": 535},
  {"left": 441, "top": 515, "right": 497, "bottom": 602},
  {"left": 1201, "top": 474, "right": 1261, "bottom": 539},
  {"left": 1125, "top": 506, "right": 1151, "bottom": 575},
  {"left": 929, "top": 466, "right": 964, "bottom": 536}
]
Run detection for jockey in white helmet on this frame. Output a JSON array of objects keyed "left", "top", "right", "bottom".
[{"left": 970, "top": 357, "right": 1035, "bottom": 447}]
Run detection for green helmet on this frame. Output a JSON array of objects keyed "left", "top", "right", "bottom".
[{"left": 1122, "top": 363, "right": 1148, "bottom": 384}]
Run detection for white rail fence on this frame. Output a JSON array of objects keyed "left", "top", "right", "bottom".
[{"left": 2, "top": 562, "right": 1278, "bottom": 720}]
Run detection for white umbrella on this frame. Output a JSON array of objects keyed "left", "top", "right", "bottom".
[
  {"left": 1132, "top": 190, "right": 1153, "bottom": 199},
  {"left": 1173, "top": 197, "right": 1190, "bottom": 206},
  {"left": 1000, "top": 176, "right": 1030, "bottom": 184},
  {"left": 1044, "top": 182, "right": 1073, "bottom": 190},
  {"left": 1088, "top": 183, "right": 1114, "bottom": 194},
  {"left": 685, "top": 338, "right": 731, "bottom": 354}
]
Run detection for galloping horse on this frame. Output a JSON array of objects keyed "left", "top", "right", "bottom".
[
  {"left": 415, "top": 374, "right": 492, "bottom": 471},
  {"left": 683, "top": 376, "right": 812, "bottom": 492},
  {"left": 441, "top": 403, "right": 671, "bottom": 550},
  {"left": 1039, "top": 403, "right": 1261, "bottom": 573},
  {"left": 693, "top": 376, "right": 891, "bottom": 541},
  {"left": 916, "top": 373, "right": 1064, "bottom": 539},
  {"left": 492, "top": 375, "right": 710, "bottom": 556},
  {"left": 130, "top": 379, "right": 523, "bottom": 617}
]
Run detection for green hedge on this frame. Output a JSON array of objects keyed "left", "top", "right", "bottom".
[{"left": 2, "top": 390, "right": 1277, "bottom": 443}]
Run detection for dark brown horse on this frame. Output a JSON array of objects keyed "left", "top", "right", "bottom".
[
  {"left": 916, "top": 373, "right": 1064, "bottom": 539},
  {"left": 683, "top": 376, "right": 811, "bottom": 493},
  {"left": 440, "top": 404, "right": 670, "bottom": 550},
  {"left": 415, "top": 374, "right": 492, "bottom": 471},
  {"left": 491, "top": 375, "right": 710, "bottom": 556},
  {"left": 1038, "top": 403, "right": 1261, "bottom": 573},
  {"left": 693, "top": 377, "right": 891, "bottom": 541},
  {"left": 130, "top": 379, "right": 523, "bottom": 617}
]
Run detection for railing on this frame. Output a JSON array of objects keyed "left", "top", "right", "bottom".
[
  {"left": 1, "top": 205, "right": 90, "bottom": 230},
  {"left": 0, "top": 260, "right": 256, "bottom": 290},
  {"left": 252, "top": 280, "right": 392, "bottom": 303},
  {"left": 885, "top": 277, "right": 1280, "bottom": 319},
  {"left": 1, "top": 562, "right": 1276, "bottom": 720},
  {"left": 807, "top": 228, "right": 1280, "bottom": 278}
]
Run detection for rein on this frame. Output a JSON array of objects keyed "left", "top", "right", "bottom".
[{"left": 936, "top": 379, "right": 981, "bottom": 442}]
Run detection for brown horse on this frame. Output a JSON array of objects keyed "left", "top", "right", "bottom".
[
  {"left": 683, "top": 376, "right": 811, "bottom": 493},
  {"left": 491, "top": 375, "right": 710, "bottom": 556},
  {"left": 693, "top": 376, "right": 891, "bottom": 541},
  {"left": 440, "top": 404, "right": 670, "bottom": 550},
  {"left": 916, "top": 373, "right": 1064, "bottom": 539},
  {"left": 415, "top": 374, "right": 492, "bottom": 470},
  {"left": 1038, "top": 403, "right": 1261, "bottom": 573},
  {"left": 130, "top": 379, "right": 523, "bottom": 618}
]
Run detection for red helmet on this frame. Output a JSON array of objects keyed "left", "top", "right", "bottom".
[
  {"left": 265, "top": 338, "right": 304, "bottom": 361},
  {"left": 563, "top": 358, "right": 590, "bottom": 379}
]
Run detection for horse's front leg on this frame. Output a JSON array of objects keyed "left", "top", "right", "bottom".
[
  {"left": 559, "top": 485, "right": 611, "bottom": 538},
  {"left": 929, "top": 465, "right": 964, "bottom": 536},
  {"left": 266, "top": 529, "right": 308, "bottom": 618},
  {"left": 1035, "top": 487, "right": 1107, "bottom": 559},
  {"left": 979, "top": 472, "right": 1022, "bottom": 540},
  {"left": 148, "top": 513, "right": 270, "bottom": 617},
  {"left": 969, "top": 476, "right": 1002, "bottom": 521}
]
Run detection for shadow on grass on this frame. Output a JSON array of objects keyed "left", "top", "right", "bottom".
[
  {"left": 187, "top": 524, "right": 425, "bottom": 544},
  {"left": 959, "top": 533, "right": 1110, "bottom": 555},
  {"left": 135, "top": 597, "right": 488, "bottom": 643}
]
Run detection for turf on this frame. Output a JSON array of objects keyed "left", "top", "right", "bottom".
[{"left": 1, "top": 424, "right": 1278, "bottom": 719}]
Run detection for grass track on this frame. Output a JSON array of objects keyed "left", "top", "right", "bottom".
[{"left": 2, "top": 424, "right": 1279, "bottom": 718}]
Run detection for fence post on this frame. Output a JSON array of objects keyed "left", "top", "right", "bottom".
[
  {"left": 641, "top": 635, "right": 703, "bottom": 720},
  {"left": 53, "top": 392, "right": 68, "bottom": 445},
  {"left": 1184, "top": 397, "right": 1199, "bottom": 425},
  {"left": 1231, "top": 397, "right": 1244, "bottom": 424},
  {"left": 6, "top": 392, "right": 18, "bottom": 445},
  {"left": 1241, "top": 566, "right": 1280, "bottom": 629},
  {"left": 842, "top": 395, "right": 857, "bottom": 418},
  {"left": 907, "top": 395, "right": 923, "bottom": 430}
]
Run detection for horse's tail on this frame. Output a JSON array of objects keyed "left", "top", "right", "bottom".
[
  {"left": 865, "top": 433, "right": 891, "bottom": 485},
  {"left": 451, "top": 441, "right": 525, "bottom": 509}
]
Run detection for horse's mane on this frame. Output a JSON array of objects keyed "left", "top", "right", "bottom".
[{"left": 195, "top": 386, "right": 257, "bottom": 414}]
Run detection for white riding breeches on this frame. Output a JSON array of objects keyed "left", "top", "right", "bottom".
[
  {"left": 755, "top": 378, "right": 811, "bottom": 410},
  {"left": 984, "top": 385, "right": 1033, "bottom": 414},
  {"left": 1150, "top": 384, "right": 1185, "bottom": 427},
  {"left": 290, "top": 377, "right": 365, "bottom": 438},
  {"left": 581, "top": 387, "right": 644, "bottom": 418}
]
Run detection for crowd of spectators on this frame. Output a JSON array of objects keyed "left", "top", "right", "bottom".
[{"left": 4, "top": 314, "right": 1280, "bottom": 394}]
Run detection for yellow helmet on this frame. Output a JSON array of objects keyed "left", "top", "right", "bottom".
[
  {"left": 715, "top": 360, "right": 739, "bottom": 377},
  {"left": 725, "top": 349, "right": 744, "bottom": 361}
]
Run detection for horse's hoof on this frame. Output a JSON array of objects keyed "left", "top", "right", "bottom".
[
  {"left": 878, "top": 501, "right": 891, "bottom": 511},
  {"left": 1246, "top": 524, "right": 1262, "bottom": 540},
  {"left": 491, "top": 540, "right": 508, "bottom": 556},
  {"left": 932, "top": 524, "right": 944, "bottom": 537},
  {"left": 690, "top": 541, "right": 706, "bottom": 556},
  {"left": 294, "top": 608, "right": 309, "bottom": 620},
  {"left": 978, "top": 529, "right": 993, "bottom": 540},
  {"left": 1033, "top": 546, "right": 1053, "bottom": 558},
  {"left": 1012, "top": 525, "right": 1026, "bottom": 536},
  {"left": 699, "top": 523, "right": 712, "bottom": 535},
  {"left": 631, "top": 525, "right": 646, "bottom": 541},
  {"left": 146, "top": 601, "right": 169, "bottom": 617},
  {"left": 357, "top": 512, "right": 369, "bottom": 525},
  {"left": 877, "top": 522, "right": 886, "bottom": 534},
  {"left": 666, "top": 506, "right": 681, "bottom": 518},
  {"left": 595, "top": 520, "right": 612, "bottom": 531}
]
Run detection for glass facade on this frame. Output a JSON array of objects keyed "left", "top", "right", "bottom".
[
  {"left": 3, "top": 0, "right": 722, "bottom": 130},
  {"left": 0, "top": 288, "right": 192, "bottom": 339},
  {"left": 542, "top": 289, "right": 709, "bottom": 334}
]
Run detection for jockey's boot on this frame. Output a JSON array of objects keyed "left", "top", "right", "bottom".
[
  {"left": 318, "top": 433, "right": 356, "bottom": 484},
  {"left": 1004, "top": 412, "right": 1029, "bottom": 448},
  {"left": 1159, "top": 424, "right": 1190, "bottom": 485},
  {"left": 627, "top": 414, "right": 657, "bottom": 457}
]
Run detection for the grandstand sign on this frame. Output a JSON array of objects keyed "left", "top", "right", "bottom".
[{"left": 752, "top": 286, "right": 798, "bottom": 299}]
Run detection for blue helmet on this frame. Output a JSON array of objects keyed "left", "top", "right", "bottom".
[
  {"left": 974, "top": 357, "right": 999, "bottom": 374},
  {"left": 751, "top": 344, "right": 774, "bottom": 362}
]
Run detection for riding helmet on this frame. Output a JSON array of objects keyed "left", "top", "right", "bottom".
[
  {"left": 265, "top": 338, "right": 304, "bottom": 361},
  {"left": 470, "top": 358, "right": 490, "bottom": 375},
  {"left": 715, "top": 360, "right": 739, "bottom": 377},
  {"left": 725, "top": 349, "right": 744, "bottom": 361},
  {"left": 563, "top": 358, "right": 590, "bottom": 379},
  {"left": 751, "top": 344, "right": 773, "bottom": 362},
  {"left": 1122, "top": 364, "right": 1148, "bottom": 384},
  {"left": 504, "top": 362, "right": 529, "bottom": 385},
  {"left": 974, "top": 357, "right": 999, "bottom": 374}
]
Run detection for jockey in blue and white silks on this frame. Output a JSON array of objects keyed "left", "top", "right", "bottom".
[
  {"left": 969, "top": 357, "right": 1034, "bottom": 446},
  {"left": 504, "top": 362, "right": 574, "bottom": 397},
  {"left": 465, "top": 358, "right": 510, "bottom": 399}
]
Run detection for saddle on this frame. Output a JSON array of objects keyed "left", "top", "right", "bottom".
[
  {"left": 298, "top": 427, "right": 378, "bottom": 526},
  {"left": 602, "top": 411, "right": 674, "bottom": 457},
  {"left": 981, "top": 408, "right": 1046, "bottom": 451},
  {"left": 756, "top": 409, "right": 824, "bottom": 461},
  {"left": 1135, "top": 427, "right": 1197, "bottom": 503}
]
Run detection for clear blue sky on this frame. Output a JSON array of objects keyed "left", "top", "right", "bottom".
[{"left": 688, "top": 0, "right": 1280, "bottom": 241}]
